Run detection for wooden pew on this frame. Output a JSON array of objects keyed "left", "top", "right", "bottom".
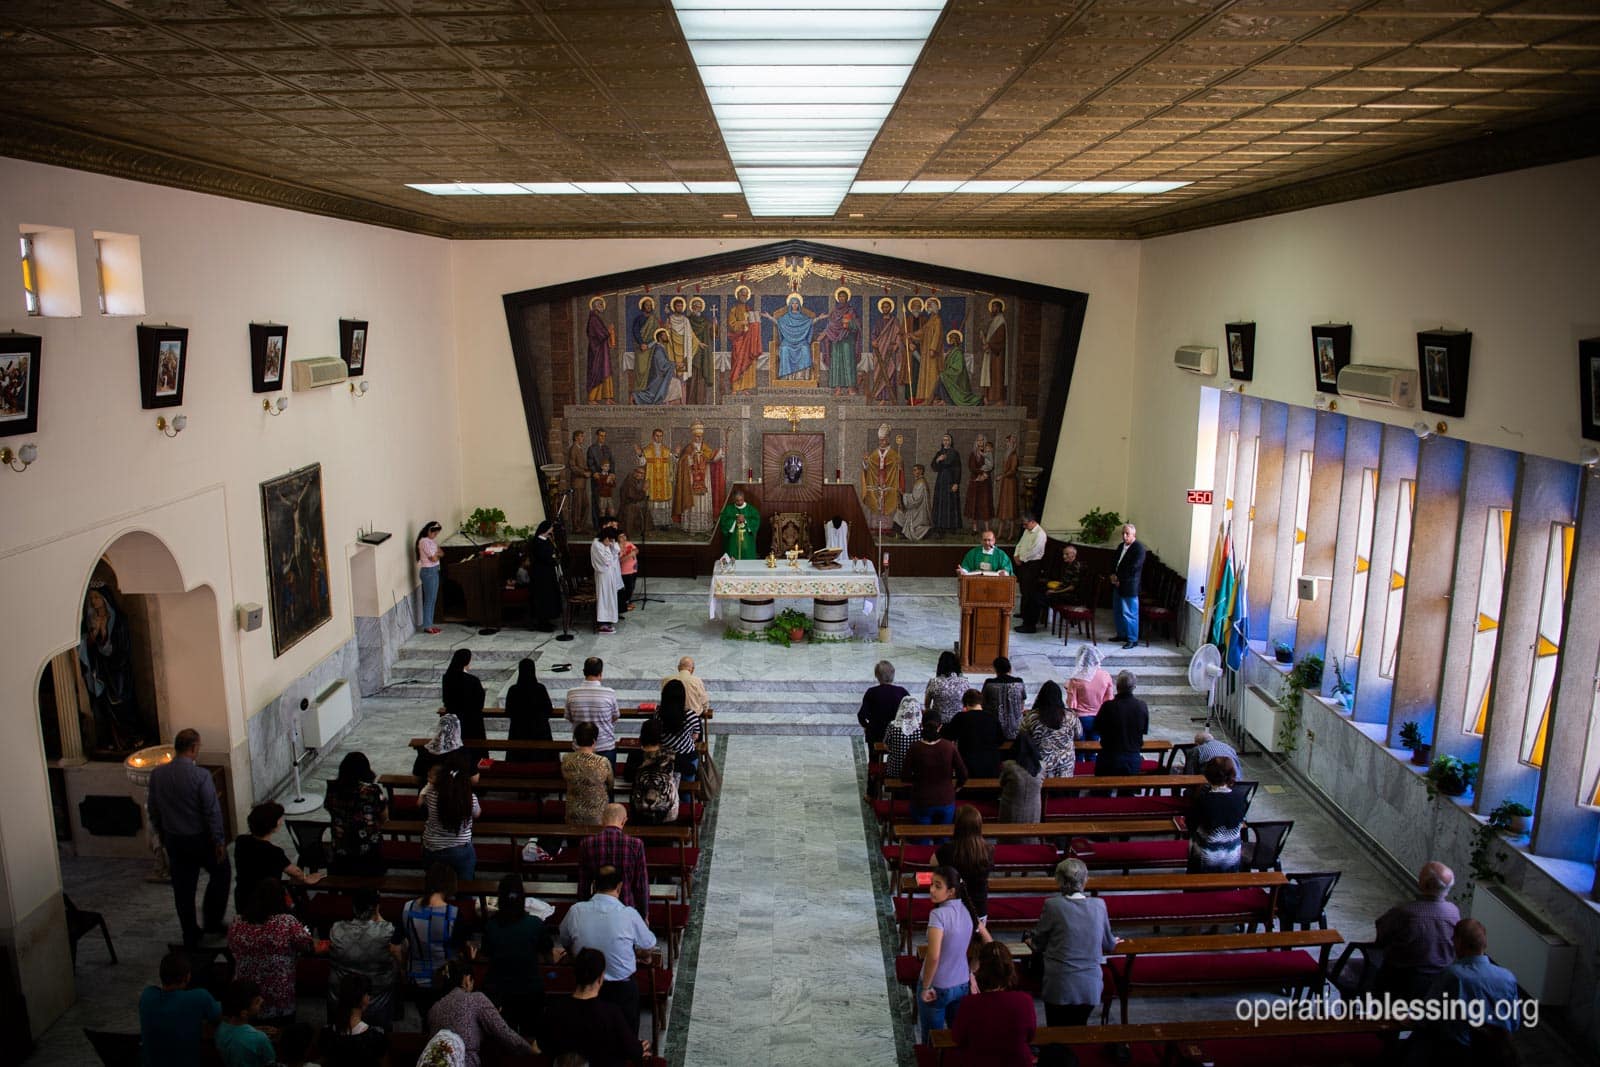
[
  {"left": 409, "top": 736, "right": 709, "bottom": 756},
  {"left": 892, "top": 870, "right": 1287, "bottom": 951},
  {"left": 482, "top": 704, "right": 714, "bottom": 722},
  {"left": 380, "top": 819, "right": 700, "bottom": 884},
  {"left": 875, "top": 774, "right": 1203, "bottom": 828},
  {"left": 882, "top": 818, "right": 1184, "bottom": 875},
  {"left": 1102, "top": 929, "right": 1344, "bottom": 1024},
  {"left": 926, "top": 1016, "right": 1399, "bottom": 1067}
]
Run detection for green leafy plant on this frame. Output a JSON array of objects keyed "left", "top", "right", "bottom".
[
  {"left": 1331, "top": 659, "right": 1354, "bottom": 709},
  {"left": 765, "top": 607, "right": 814, "bottom": 647},
  {"left": 1424, "top": 754, "right": 1479, "bottom": 800},
  {"left": 1077, "top": 507, "right": 1123, "bottom": 545},
  {"left": 1398, "top": 721, "right": 1424, "bottom": 751},
  {"left": 1273, "top": 653, "right": 1323, "bottom": 754},
  {"left": 502, "top": 523, "right": 535, "bottom": 540},
  {"left": 463, "top": 506, "right": 507, "bottom": 537}
]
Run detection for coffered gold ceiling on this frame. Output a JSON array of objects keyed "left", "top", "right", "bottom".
[{"left": 2, "top": 0, "right": 1597, "bottom": 239}]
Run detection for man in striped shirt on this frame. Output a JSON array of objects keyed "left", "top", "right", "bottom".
[{"left": 567, "top": 656, "right": 621, "bottom": 767}]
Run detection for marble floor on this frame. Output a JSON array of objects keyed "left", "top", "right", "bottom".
[{"left": 33, "top": 577, "right": 1585, "bottom": 1065}]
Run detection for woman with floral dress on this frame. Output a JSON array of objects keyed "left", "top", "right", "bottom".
[
  {"left": 325, "top": 751, "right": 387, "bottom": 876},
  {"left": 228, "top": 877, "right": 314, "bottom": 1023},
  {"left": 1022, "top": 681, "right": 1082, "bottom": 779},
  {"left": 922, "top": 650, "right": 970, "bottom": 729}
]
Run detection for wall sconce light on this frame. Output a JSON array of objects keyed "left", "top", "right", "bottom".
[
  {"left": 1412, "top": 420, "right": 1433, "bottom": 440},
  {"left": 1580, "top": 445, "right": 1600, "bottom": 468},
  {"left": 0, "top": 443, "right": 38, "bottom": 472},
  {"left": 349, "top": 380, "right": 370, "bottom": 398},
  {"left": 263, "top": 396, "right": 288, "bottom": 416},
  {"left": 1434, "top": 421, "right": 1449, "bottom": 436},
  {"left": 156, "top": 414, "right": 187, "bottom": 437}
]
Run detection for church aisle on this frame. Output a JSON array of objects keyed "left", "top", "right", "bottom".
[{"left": 679, "top": 735, "right": 899, "bottom": 1067}]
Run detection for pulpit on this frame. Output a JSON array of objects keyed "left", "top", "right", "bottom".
[{"left": 959, "top": 574, "right": 1016, "bottom": 673}]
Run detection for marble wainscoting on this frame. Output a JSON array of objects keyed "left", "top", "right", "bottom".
[
  {"left": 354, "top": 588, "right": 417, "bottom": 696},
  {"left": 245, "top": 639, "right": 362, "bottom": 803}
]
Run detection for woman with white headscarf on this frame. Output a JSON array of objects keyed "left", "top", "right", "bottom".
[
  {"left": 1064, "top": 645, "right": 1114, "bottom": 742},
  {"left": 884, "top": 695, "right": 925, "bottom": 779},
  {"left": 413, "top": 712, "right": 463, "bottom": 783},
  {"left": 417, "top": 1029, "right": 466, "bottom": 1067}
]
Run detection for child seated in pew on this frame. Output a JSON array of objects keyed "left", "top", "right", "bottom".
[{"left": 214, "top": 979, "right": 276, "bottom": 1067}]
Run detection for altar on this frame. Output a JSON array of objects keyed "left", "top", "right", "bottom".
[{"left": 709, "top": 559, "right": 882, "bottom": 636}]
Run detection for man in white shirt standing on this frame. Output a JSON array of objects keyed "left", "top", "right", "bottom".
[
  {"left": 1013, "top": 512, "right": 1048, "bottom": 634},
  {"left": 567, "top": 656, "right": 621, "bottom": 767}
]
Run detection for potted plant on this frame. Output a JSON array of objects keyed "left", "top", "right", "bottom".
[
  {"left": 766, "top": 607, "right": 813, "bottom": 647},
  {"left": 464, "top": 506, "right": 506, "bottom": 538},
  {"left": 1077, "top": 507, "right": 1123, "bottom": 545},
  {"left": 1331, "top": 660, "right": 1354, "bottom": 711},
  {"left": 1398, "top": 721, "right": 1431, "bottom": 766},
  {"left": 1273, "top": 641, "right": 1294, "bottom": 665},
  {"left": 1425, "top": 754, "right": 1478, "bottom": 799},
  {"left": 1489, "top": 800, "right": 1532, "bottom": 836}
]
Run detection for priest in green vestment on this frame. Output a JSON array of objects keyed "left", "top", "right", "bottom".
[
  {"left": 957, "top": 529, "right": 1014, "bottom": 575},
  {"left": 718, "top": 490, "right": 761, "bottom": 559}
]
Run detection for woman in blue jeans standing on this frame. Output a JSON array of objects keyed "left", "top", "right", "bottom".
[
  {"left": 905, "top": 712, "right": 968, "bottom": 844},
  {"left": 416, "top": 521, "right": 444, "bottom": 634},
  {"left": 918, "top": 865, "right": 976, "bottom": 1040},
  {"left": 420, "top": 756, "right": 480, "bottom": 880}
]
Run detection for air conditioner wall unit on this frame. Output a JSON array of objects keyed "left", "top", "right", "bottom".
[
  {"left": 1337, "top": 363, "right": 1416, "bottom": 408},
  {"left": 1175, "top": 345, "right": 1217, "bottom": 375},
  {"left": 291, "top": 356, "right": 349, "bottom": 390}
]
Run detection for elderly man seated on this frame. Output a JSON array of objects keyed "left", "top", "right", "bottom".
[
  {"left": 1373, "top": 861, "right": 1461, "bottom": 996},
  {"left": 1183, "top": 727, "right": 1242, "bottom": 780},
  {"left": 1402, "top": 919, "right": 1522, "bottom": 1064}
]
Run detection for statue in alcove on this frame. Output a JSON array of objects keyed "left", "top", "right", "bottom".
[{"left": 78, "top": 583, "right": 146, "bottom": 753}]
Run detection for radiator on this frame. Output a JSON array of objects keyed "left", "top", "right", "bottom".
[
  {"left": 1471, "top": 884, "right": 1575, "bottom": 1004},
  {"left": 300, "top": 678, "right": 354, "bottom": 749},
  {"left": 1239, "top": 684, "right": 1286, "bottom": 754}
]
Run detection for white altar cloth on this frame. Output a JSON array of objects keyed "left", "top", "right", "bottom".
[{"left": 708, "top": 559, "right": 881, "bottom": 619}]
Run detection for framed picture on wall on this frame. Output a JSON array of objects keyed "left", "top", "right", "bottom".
[
  {"left": 1224, "top": 321, "right": 1255, "bottom": 381},
  {"left": 0, "top": 332, "right": 42, "bottom": 437},
  {"left": 1416, "top": 329, "right": 1471, "bottom": 418},
  {"left": 260, "top": 463, "right": 332, "bottom": 657},
  {"left": 340, "top": 318, "right": 368, "bottom": 376},
  {"left": 250, "top": 323, "right": 288, "bottom": 393},
  {"left": 1579, "top": 337, "right": 1600, "bottom": 442},
  {"left": 1310, "top": 323, "right": 1352, "bottom": 394},
  {"left": 137, "top": 324, "right": 189, "bottom": 409}
]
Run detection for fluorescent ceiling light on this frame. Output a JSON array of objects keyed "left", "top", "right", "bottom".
[
  {"left": 850, "top": 180, "right": 907, "bottom": 193},
  {"left": 957, "top": 180, "right": 1019, "bottom": 194},
  {"left": 1117, "top": 181, "right": 1190, "bottom": 193},
  {"left": 406, "top": 183, "right": 474, "bottom": 195},
  {"left": 517, "top": 182, "right": 582, "bottom": 194},
  {"left": 674, "top": 0, "right": 945, "bottom": 215},
  {"left": 707, "top": 85, "right": 903, "bottom": 105},
  {"left": 688, "top": 41, "right": 927, "bottom": 66},
  {"left": 1009, "top": 181, "right": 1077, "bottom": 194},
  {"left": 686, "top": 182, "right": 744, "bottom": 194},
  {"left": 695, "top": 65, "right": 913, "bottom": 87},
  {"left": 629, "top": 182, "right": 691, "bottom": 194},
  {"left": 575, "top": 182, "right": 636, "bottom": 194},
  {"left": 1068, "top": 182, "right": 1131, "bottom": 193},
  {"left": 901, "top": 180, "right": 962, "bottom": 193},
  {"left": 466, "top": 183, "right": 531, "bottom": 195}
]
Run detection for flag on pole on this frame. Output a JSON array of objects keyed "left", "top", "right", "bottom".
[
  {"left": 1201, "top": 522, "right": 1227, "bottom": 633},
  {"left": 1209, "top": 545, "right": 1235, "bottom": 647},
  {"left": 1226, "top": 548, "right": 1251, "bottom": 671}
]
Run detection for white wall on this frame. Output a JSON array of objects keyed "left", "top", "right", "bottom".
[
  {"left": 0, "top": 159, "right": 461, "bottom": 1031},
  {"left": 1127, "top": 157, "right": 1600, "bottom": 568},
  {"left": 450, "top": 237, "right": 1143, "bottom": 536}
]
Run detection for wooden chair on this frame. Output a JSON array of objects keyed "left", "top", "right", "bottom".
[
  {"left": 1141, "top": 567, "right": 1181, "bottom": 646},
  {"left": 1055, "top": 573, "right": 1101, "bottom": 645},
  {"left": 65, "top": 896, "right": 117, "bottom": 966}
]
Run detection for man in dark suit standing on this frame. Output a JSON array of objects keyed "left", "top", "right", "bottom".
[
  {"left": 1108, "top": 523, "right": 1146, "bottom": 649},
  {"left": 1094, "top": 671, "right": 1149, "bottom": 779}
]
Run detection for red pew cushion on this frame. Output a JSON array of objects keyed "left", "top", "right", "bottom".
[
  {"left": 1102, "top": 889, "right": 1271, "bottom": 924},
  {"left": 1107, "top": 948, "right": 1322, "bottom": 986}
]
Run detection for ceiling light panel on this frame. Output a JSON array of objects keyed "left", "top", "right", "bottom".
[{"left": 674, "top": 0, "right": 947, "bottom": 216}]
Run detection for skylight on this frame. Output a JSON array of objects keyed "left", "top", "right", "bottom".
[{"left": 671, "top": 0, "right": 946, "bottom": 217}]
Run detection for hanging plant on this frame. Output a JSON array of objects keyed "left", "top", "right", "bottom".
[
  {"left": 1078, "top": 507, "right": 1123, "bottom": 545},
  {"left": 1274, "top": 653, "right": 1323, "bottom": 754}
]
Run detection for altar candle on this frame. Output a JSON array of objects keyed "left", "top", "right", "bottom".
[
  {"left": 746, "top": 467, "right": 753, "bottom": 480},
  {"left": 835, "top": 468, "right": 842, "bottom": 481}
]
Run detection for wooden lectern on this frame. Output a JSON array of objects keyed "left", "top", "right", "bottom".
[{"left": 959, "top": 574, "right": 1016, "bottom": 673}]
